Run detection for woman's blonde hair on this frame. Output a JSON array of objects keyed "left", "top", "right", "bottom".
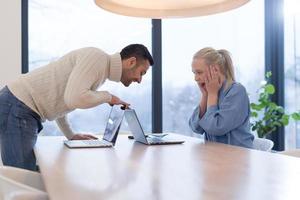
[{"left": 193, "top": 47, "right": 235, "bottom": 89}]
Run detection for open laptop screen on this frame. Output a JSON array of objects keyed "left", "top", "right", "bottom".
[
  {"left": 103, "top": 105, "right": 125, "bottom": 143},
  {"left": 124, "top": 109, "right": 148, "bottom": 144}
]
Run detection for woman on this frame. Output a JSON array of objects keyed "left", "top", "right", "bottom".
[{"left": 189, "top": 47, "right": 254, "bottom": 148}]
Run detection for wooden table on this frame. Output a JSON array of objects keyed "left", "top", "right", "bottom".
[{"left": 35, "top": 134, "right": 300, "bottom": 200}]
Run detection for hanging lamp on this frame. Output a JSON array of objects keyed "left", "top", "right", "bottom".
[{"left": 94, "top": 0, "right": 250, "bottom": 18}]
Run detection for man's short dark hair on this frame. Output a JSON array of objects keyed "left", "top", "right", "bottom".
[{"left": 120, "top": 44, "right": 154, "bottom": 66}]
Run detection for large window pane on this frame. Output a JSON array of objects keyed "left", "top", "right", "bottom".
[
  {"left": 162, "top": 0, "right": 264, "bottom": 136},
  {"left": 29, "top": 0, "right": 152, "bottom": 135},
  {"left": 284, "top": 0, "right": 300, "bottom": 149}
]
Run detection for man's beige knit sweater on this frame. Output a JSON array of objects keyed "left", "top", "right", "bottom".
[{"left": 7, "top": 47, "right": 122, "bottom": 139}]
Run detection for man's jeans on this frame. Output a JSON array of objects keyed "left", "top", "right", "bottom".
[{"left": 0, "top": 86, "right": 43, "bottom": 171}]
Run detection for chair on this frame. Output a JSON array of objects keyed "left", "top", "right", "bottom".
[
  {"left": 253, "top": 138, "right": 274, "bottom": 152},
  {"left": 278, "top": 149, "right": 300, "bottom": 158},
  {"left": 0, "top": 166, "right": 48, "bottom": 200}
]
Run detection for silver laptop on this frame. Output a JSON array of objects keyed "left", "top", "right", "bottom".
[
  {"left": 64, "top": 105, "right": 125, "bottom": 148},
  {"left": 124, "top": 109, "right": 185, "bottom": 145}
]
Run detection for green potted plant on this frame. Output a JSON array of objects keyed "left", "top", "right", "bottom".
[{"left": 250, "top": 72, "right": 300, "bottom": 138}]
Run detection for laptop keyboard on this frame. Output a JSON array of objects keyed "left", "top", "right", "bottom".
[
  {"left": 148, "top": 138, "right": 169, "bottom": 144},
  {"left": 82, "top": 140, "right": 110, "bottom": 146}
]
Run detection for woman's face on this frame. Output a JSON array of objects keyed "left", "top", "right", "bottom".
[{"left": 192, "top": 58, "right": 209, "bottom": 85}]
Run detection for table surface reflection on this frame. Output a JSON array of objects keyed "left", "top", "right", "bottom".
[{"left": 35, "top": 134, "right": 300, "bottom": 200}]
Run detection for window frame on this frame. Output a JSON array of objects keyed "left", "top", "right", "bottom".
[{"left": 22, "top": 0, "right": 285, "bottom": 150}]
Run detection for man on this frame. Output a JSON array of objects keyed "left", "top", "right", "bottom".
[{"left": 0, "top": 44, "right": 154, "bottom": 170}]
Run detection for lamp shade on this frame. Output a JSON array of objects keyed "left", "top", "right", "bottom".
[{"left": 94, "top": 0, "right": 250, "bottom": 18}]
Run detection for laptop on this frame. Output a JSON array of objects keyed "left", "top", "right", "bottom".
[
  {"left": 124, "top": 109, "right": 185, "bottom": 145},
  {"left": 64, "top": 105, "right": 125, "bottom": 148}
]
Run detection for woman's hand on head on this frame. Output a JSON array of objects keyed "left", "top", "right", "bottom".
[{"left": 204, "top": 65, "right": 223, "bottom": 95}]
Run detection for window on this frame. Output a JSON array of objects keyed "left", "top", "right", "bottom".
[
  {"left": 284, "top": 0, "right": 300, "bottom": 149},
  {"left": 29, "top": 0, "right": 152, "bottom": 135},
  {"left": 162, "top": 0, "right": 265, "bottom": 136}
]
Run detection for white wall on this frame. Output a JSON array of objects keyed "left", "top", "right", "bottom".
[{"left": 0, "top": 0, "right": 21, "bottom": 88}]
